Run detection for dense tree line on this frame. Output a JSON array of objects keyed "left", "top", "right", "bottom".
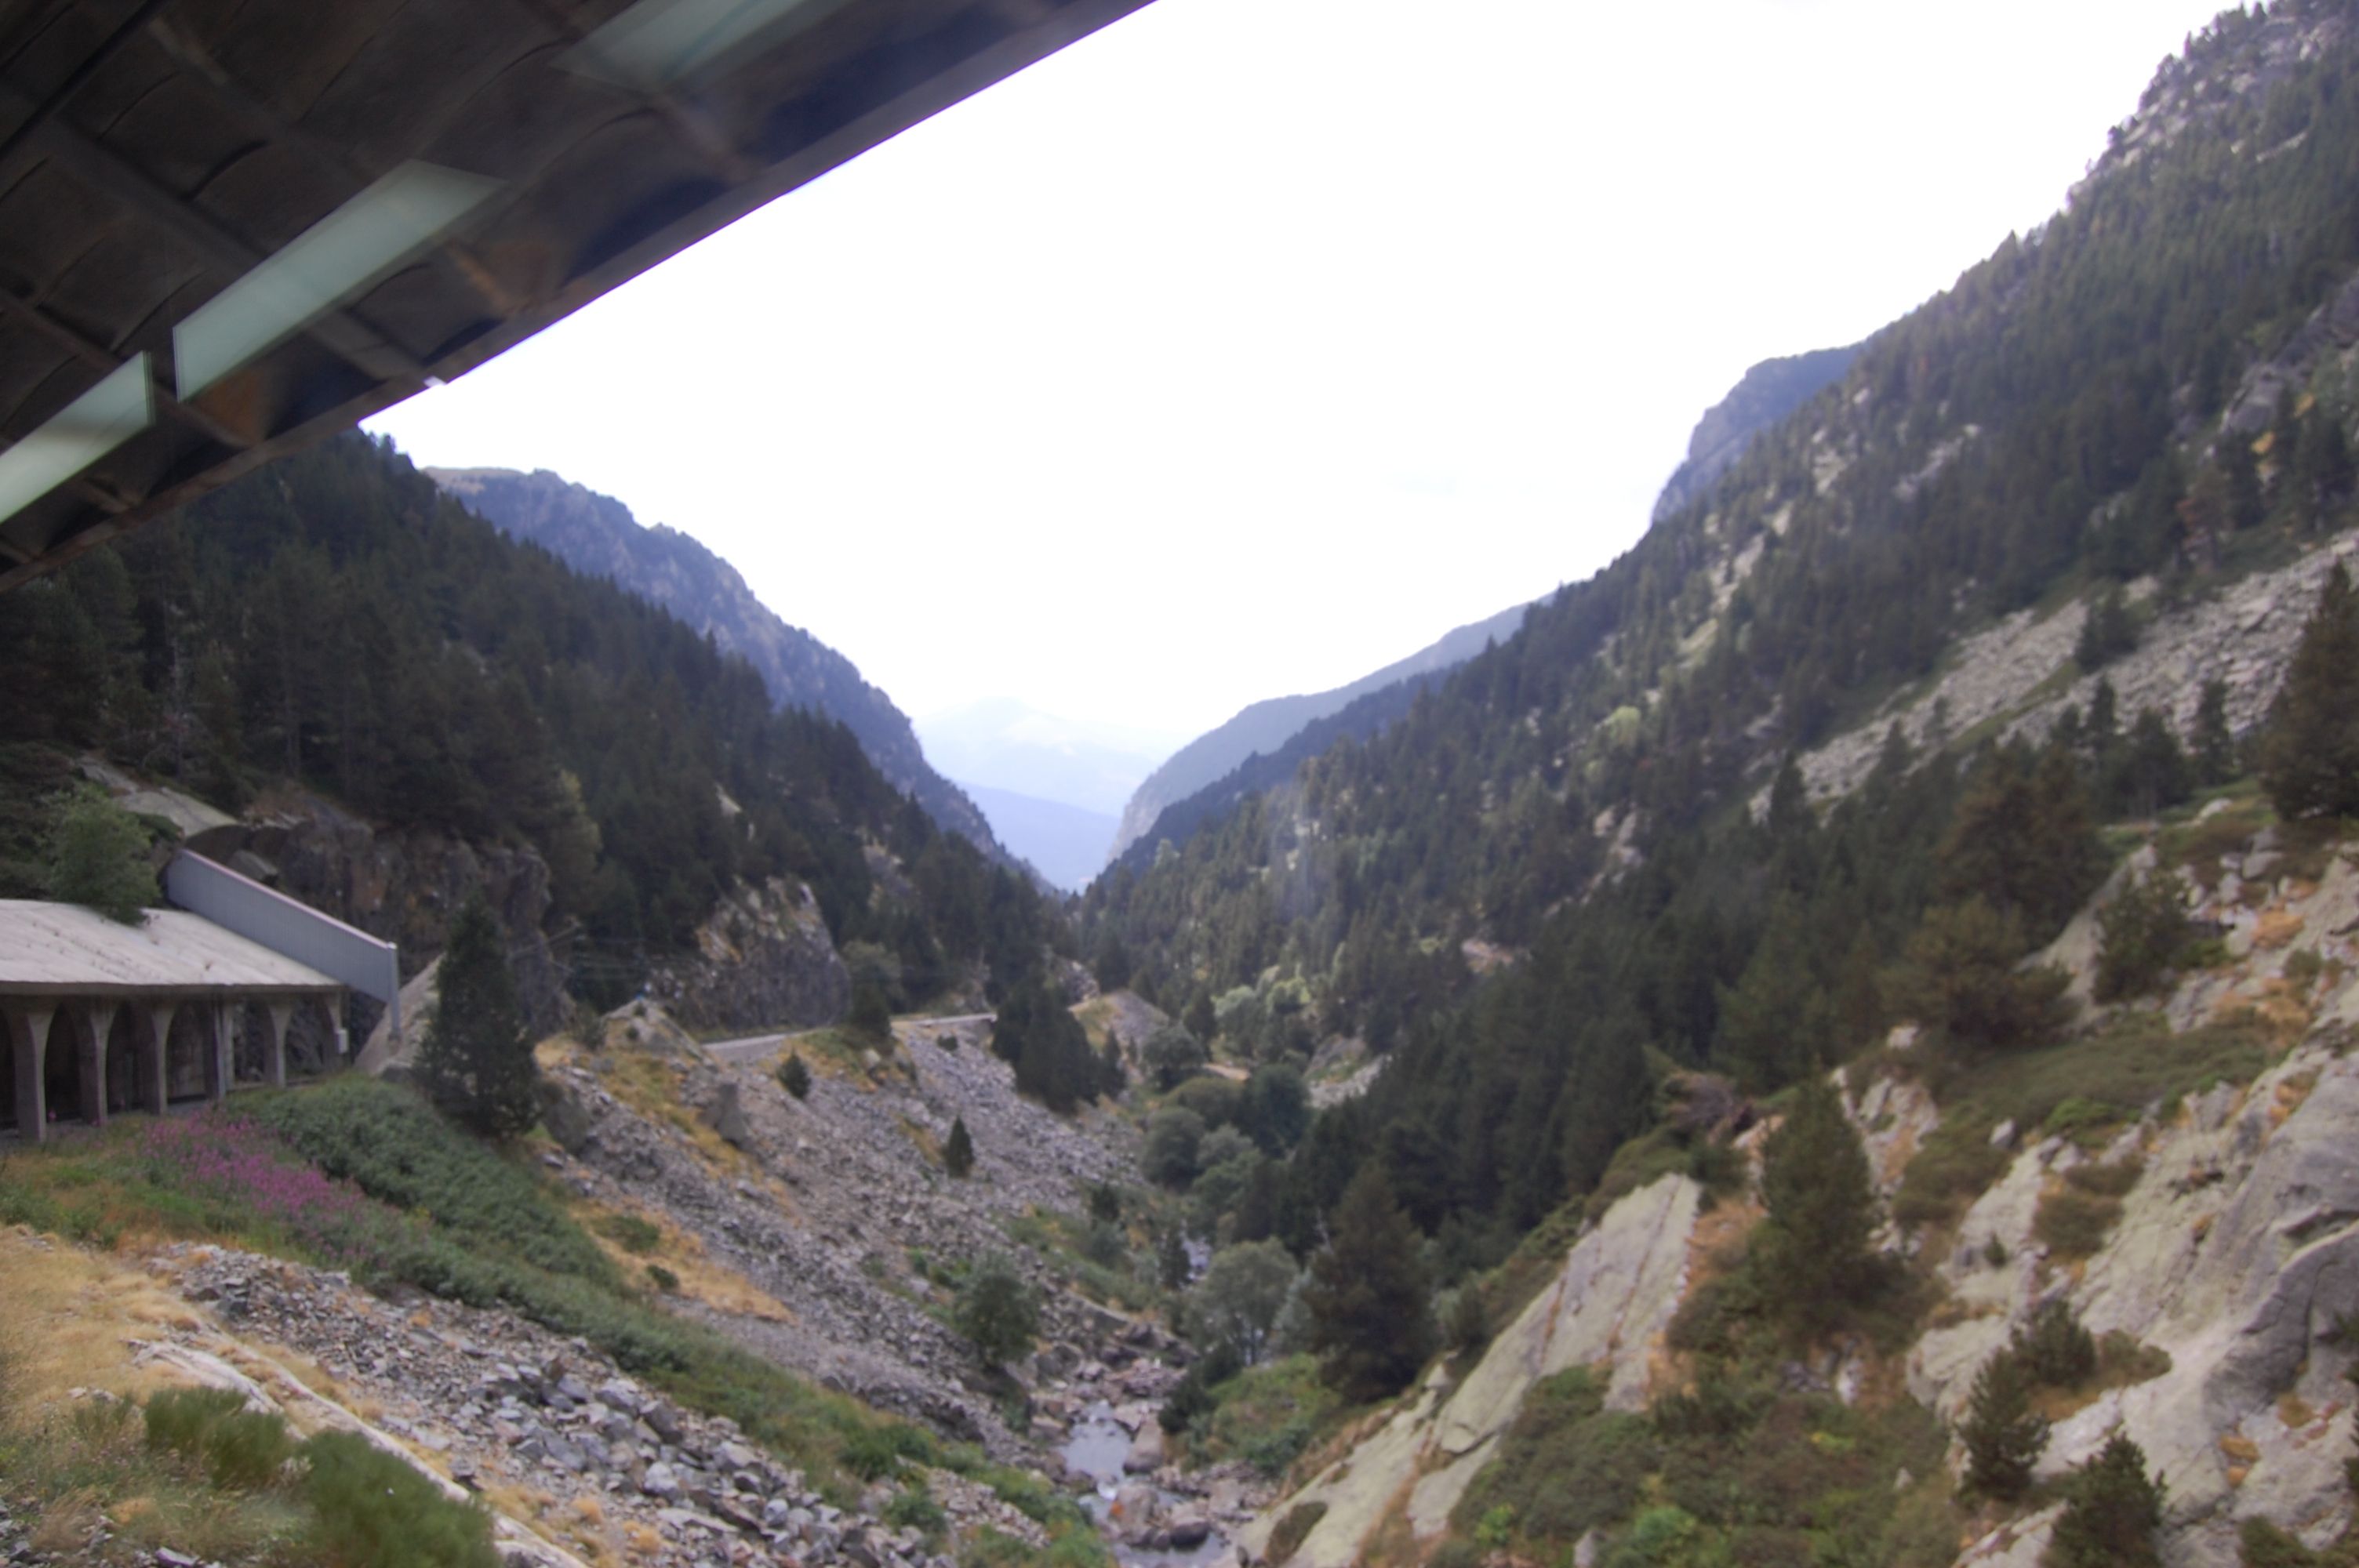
[{"left": 0, "top": 434, "right": 1058, "bottom": 996}]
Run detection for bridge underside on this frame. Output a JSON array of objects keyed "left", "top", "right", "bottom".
[{"left": 0, "top": 0, "right": 1150, "bottom": 591}]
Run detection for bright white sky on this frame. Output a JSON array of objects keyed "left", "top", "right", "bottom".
[{"left": 367, "top": 0, "right": 2230, "bottom": 746}]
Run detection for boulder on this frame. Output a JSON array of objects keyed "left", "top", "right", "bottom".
[{"left": 1122, "top": 1423, "right": 1167, "bottom": 1474}]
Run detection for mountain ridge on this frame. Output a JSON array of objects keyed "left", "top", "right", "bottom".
[{"left": 427, "top": 466, "right": 1008, "bottom": 863}]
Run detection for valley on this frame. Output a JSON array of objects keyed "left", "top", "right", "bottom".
[{"left": 9, "top": 6, "right": 2359, "bottom": 1568}]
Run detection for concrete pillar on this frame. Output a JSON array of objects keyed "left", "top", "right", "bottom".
[
  {"left": 146, "top": 1002, "right": 177, "bottom": 1112},
  {"left": 263, "top": 1000, "right": 293, "bottom": 1090},
  {"left": 209, "top": 1001, "right": 231, "bottom": 1103},
  {"left": 8, "top": 1009, "right": 49, "bottom": 1144},
  {"left": 77, "top": 1004, "right": 107, "bottom": 1130}
]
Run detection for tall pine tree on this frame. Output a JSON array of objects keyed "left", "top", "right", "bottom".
[
  {"left": 1304, "top": 1165, "right": 1436, "bottom": 1401},
  {"left": 2259, "top": 563, "right": 2359, "bottom": 818},
  {"left": 416, "top": 889, "right": 536, "bottom": 1138}
]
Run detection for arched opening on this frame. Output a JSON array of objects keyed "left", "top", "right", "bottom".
[
  {"left": 0, "top": 1014, "right": 19, "bottom": 1133},
  {"left": 43, "top": 1005, "right": 96, "bottom": 1127},
  {"left": 165, "top": 1004, "right": 216, "bottom": 1105},
  {"left": 102, "top": 1004, "right": 147, "bottom": 1116},
  {"left": 286, "top": 996, "right": 339, "bottom": 1079},
  {"left": 234, "top": 1001, "right": 271, "bottom": 1087}
]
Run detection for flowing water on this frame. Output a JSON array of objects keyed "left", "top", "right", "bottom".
[{"left": 1060, "top": 1399, "right": 1230, "bottom": 1568}]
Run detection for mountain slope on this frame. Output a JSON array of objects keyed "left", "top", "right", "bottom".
[
  {"left": 915, "top": 698, "right": 1173, "bottom": 819},
  {"left": 427, "top": 466, "right": 1005, "bottom": 860},
  {"left": 1109, "top": 341, "right": 1860, "bottom": 869},
  {"left": 1085, "top": 0, "right": 2359, "bottom": 1231}
]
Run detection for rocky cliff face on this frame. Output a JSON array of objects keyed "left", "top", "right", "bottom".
[
  {"left": 643, "top": 877, "right": 852, "bottom": 1035},
  {"left": 427, "top": 466, "right": 1005, "bottom": 862},
  {"left": 184, "top": 787, "right": 567, "bottom": 1033},
  {"left": 1648, "top": 343, "right": 1863, "bottom": 524}
]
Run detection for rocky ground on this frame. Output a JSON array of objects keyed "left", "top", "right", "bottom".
[{"left": 536, "top": 1003, "right": 1143, "bottom": 1453}]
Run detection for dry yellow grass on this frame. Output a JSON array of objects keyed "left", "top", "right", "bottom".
[
  {"left": 0, "top": 1227, "right": 194, "bottom": 1417},
  {"left": 570, "top": 1194, "right": 796, "bottom": 1323}
]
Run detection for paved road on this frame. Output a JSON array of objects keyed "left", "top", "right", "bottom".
[{"left": 702, "top": 1013, "right": 995, "bottom": 1065}]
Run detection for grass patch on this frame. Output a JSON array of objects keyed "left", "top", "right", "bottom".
[
  {"left": 1895, "top": 1014, "right": 2275, "bottom": 1229},
  {"left": 0, "top": 1082, "right": 936, "bottom": 1501},
  {"left": 2034, "top": 1159, "right": 2143, "bottom": 1260},
  {"left": 1267, "top": 1501, "right": 1329, "bottom": 1566},
  {"left": 593, "top": 1213, "right": 661, "bottom": 1254},
  {"left": 1187, "top": 1354, "right": 1343, "bottom": 1482}
]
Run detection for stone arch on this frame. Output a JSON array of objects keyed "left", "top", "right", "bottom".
[
  {"left": 234, "top": 1001, "right": 272, "bottom": 1086},
  {"left": 43, "top": 1003, "right": 101, "bottom": 1128},
  {"left": 164, "top": 1003, "right": 218, "bottom": 1105},
  {"left": 285, "top": 996, "right": 340, "bottom": 1078},
  {"left": 0, "top": 1012, "right": 20, "bottom": 1133},
  {"left": 100, "top": 1003, "right": 152, "bottom": 1116}
]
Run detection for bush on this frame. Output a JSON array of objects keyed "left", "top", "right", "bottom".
[
  {"left": 646, "top": 1263, "right": 680, "bottom": 1292},
  {"left": 46, "top": 789, "right": 159, "bottom": 923},
  {"left": 2238, "top": 1519, "right": 2321, "bottom": 1568},
  {"left": 778, "top": 1053, "right": 812, "bottom": 1100},
  {"left": 2035, "top": 1167, "right": 2137, "bottom": 1261},
  {"left": 2045, "top": 1434, "right": 2164, "bottom": 1568},
  {"left": 1448, "top": 1284, "right": 1492, "bottom": 1354},
  {"left": 1267, "top": 1501, "right": 1329, "bottom": 1566},
  {"left": 298, "top": 1430, "right": 500, "bottom": 1568},
  {"left": 945, "top": 1116, "right": 976, "bottom": 1178},
  {"left": 2015, "top": 1298, "right": 2098, "bottom": 1388},
  {"left": 2095, "top": 872, "right": 2194, "bottom": 1002},
  {"left": 885, "top": 1486, "right": 949, "bottom": 1537},
  {"left": 144, "top": 1386, "right": 294, "bottom": 1490},
  {"left": 849, "top": 980, "right": 893, "bottom": 1040},
  {"left": 1142, "top": 1108, "right": 1207, "bottom": 1188},
  {"left": 595, "top": 1214, "right": 662, "bottom": 1254}
]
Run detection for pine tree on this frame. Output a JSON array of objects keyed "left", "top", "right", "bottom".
[
  {"left": 953, "top": 1254, "right": 1038, "bottom": 1367},
  {"left": 944, "top": 1114, "right": 975, "bottom": 1178},
  {"left": 1303, "top": 1166, "right": 1436, "bottom": 1401},
  {"left": 2259, "top": 564, "right": 2359, "bottom": 819},
  {"left": 776, "top": 1051, "right": 812, "bottom": 1099},
  {"left": 2193, "top": 679, "right": 2237, "bottom": 786},
  {"left": 1714, "top": 901, "right": 1829, "bottom": 1092},
  {"left": 1756, "top": 1076, "right": 1879, "bottom": 1337},
  {"left": 416, "top": 890, "right": 537, "bottom": 1138},
  {"left": 1960, "top": 1352, "right": 2048, "bottom": 1501},
  {"left": 848, "top": 978, "right": 893, "bottom": 1041},
  {"left": 2047, "top": 1434, "right": 2165, "bottom": 1567}
]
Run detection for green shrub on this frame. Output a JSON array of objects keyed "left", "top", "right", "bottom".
[
  {"left": 954, "top": 1254, "right": 1040, "bottom": 1367},
  {"left": 2095, "top": 872, "right": 2194, "bottom": 1002},
  {"left": 778, "top": 1053, "right": 812, "bottom": 1099},
  {"left": 2015, "top": 1298, "right": 2099, "bottom": 1388},
  {"left": 1427, "top": 1541, "right": 1478, "bottom": 1568},
  {"left": 885, "top": 1486, "right": 949, "bottom": 1537},
  {"left": 596, "top": 1214, "right": 662, "bottom": 1254},
  {"left": 1267, "top": 1501, "right": 1329, "bottom": 1566},
  {"left": 298, "top": 1430, "right": 500, "bottom": 1568},
  {"left": 2046, "top": 1434, "right": 2164, "bottom": 1567},
  {"left": 2238, "top": 1518, "right": 2321, "bottom": 1568},
  {"left": 1456, "top": 1368, "right": 1658, "bottom": 1544},
  {"left": 144, "top": 1385, "right": 294, "bottom": 1490},
  {"left": 841, "top": 1422, "right": 936, "bottom": 1482},
  {"left": 646, "top": 1263, "right": 680, "bottom": 1292},
  {"left": 2042, "top": 1097, "right": 2127, "bottom": 1144}
]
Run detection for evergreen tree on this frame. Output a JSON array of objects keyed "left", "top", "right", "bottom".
[
  {"left": 2259, "top": 564, "right": 2359, "bottom": 819},
  {"left": 1756, "top": 1076, "right": 1878, "bottom": 1337},
  {"left": 1714, "top": 902, "right": 1828, "bottom": 1092},
  {"left": 943, "top": 1114, "right": 975, "bottom": 1178},
  {"left": 2095, "top": 870, "right": 2194, "bottom": 1002},
  {"left": 2047, "top": 1434, "right": 2165, "bottom": 1568},
  {"left": 1303, "top": 1166, "right": 1436, "bottom": 1401},
  {"left": 776, "top": 1051, "right": 812, "bottom": 1100},
  {"left": 1891, "top": 898, "right": 2072, "bottom": 1050},
  {"left": 1960, "top": 1352, "right": 2048, "bottom": 1501},
  {"left": 2193, "top": 679, "right": 2237, "bottom": 786},
  {"left": 46, "top": 789, "right": 157, "bottom": 924},
  {"left": 2075, "top": 586, "right": 2138, "bottom": 668},
  {"left": 848, "top": 978, "right": 893, "bottom": 1041},
  {"left": 1141, "top": 1022, "right": 1208, "bottom": 1091},
  {"left": 953, "top": 1254, "right": 1038, "bottom": 1368},
  {"left": 416, "top": 890, "right": 537, "bottom": 1138},
  {"left": 1157, "top": 1224, "right": 1193, "bottom": 1291}
]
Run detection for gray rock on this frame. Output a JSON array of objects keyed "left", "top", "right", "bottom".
[{"left": 641, "top": 1461, "right": 682, "bottom": 1497}]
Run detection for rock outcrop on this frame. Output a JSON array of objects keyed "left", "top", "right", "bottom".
[{"left": 645, "top": 877, "right": 850, "bottom": 1033}]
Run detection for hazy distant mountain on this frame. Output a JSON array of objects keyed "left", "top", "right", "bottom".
[
  {"left": 1107, "top": 342, "right": 1862, "bottom": 868},
  {"left": 956, "top": 783, "right": 1118, "bottom": 894},
  {"left": 427, "top": 467, "right": 1005, "bottom": 858},
  {"left": 914, "top": 699, "right": 1177, "bottom": 820},
  {"left": 1108, "top": 600, "right": 1534, "bottom": 862}
]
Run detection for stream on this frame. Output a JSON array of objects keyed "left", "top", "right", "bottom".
[{"left": 1060, "top": 1399, "right": 1232, "bottom": 1568}]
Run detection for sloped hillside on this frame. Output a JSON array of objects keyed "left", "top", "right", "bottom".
[
  {"left": 1223, "top": 808, "right": 2359, "bottom": 1568},
  {"left": 1083, "top": 0, "right": 2359, "bottom": 1231}
]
